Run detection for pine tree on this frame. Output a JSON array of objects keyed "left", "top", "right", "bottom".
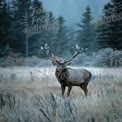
[
  {"left": 110, "top": 0, "right": 122, "bottom": 49},
  {"left": 0, "top": 0, "right": 12, "bottom": 48},
  {"left": 44, "top": 12, "right": 57, "bottom": 56},
  {"left": 76, "top": 6, "right": 96, "bottom": 51},
  {"left": 29, "top": 0, "right": 47, "bottom": 57},
  {"left": 96, "top": 3, "right": 112, "bottom": 49},
  {"left": 96, "top": 0, "right": 122, "bottom": 49},
  {"left": 11, "top": 0, "right": 32, "bottom": 55},
  {"left": 54, "top": 16, "right": 69, "bottom": 57},
  {"left": 3, "top": 43, "right": 13, "bottom": 56}
]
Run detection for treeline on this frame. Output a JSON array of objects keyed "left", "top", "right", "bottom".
[
  {"left": 96, "top": 0, "right": 122, "bottom": 50},
  {"left": 0, "top": 0, "right": 121, "bottom": 58}
]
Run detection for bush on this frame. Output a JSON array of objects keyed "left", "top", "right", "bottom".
[
  {"left": 23, "top": 56, "right": 52, "bottom": 67},
  {"left": 72, "top": 48, "right": 122, "bottom": 67},
  {"left": 0, "top": 48, "right": 121, "bottom": 67}
]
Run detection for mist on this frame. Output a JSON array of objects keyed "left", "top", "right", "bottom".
[{"left": 42, "top": 0, "right": 111, "bottom": 27}]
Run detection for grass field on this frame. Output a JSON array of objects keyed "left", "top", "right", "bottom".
[{"left": 0, "top": 67, "right": 122, "bottom": 122}]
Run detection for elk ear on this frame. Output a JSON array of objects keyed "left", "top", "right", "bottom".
[{"left": 66, "top": 62, "right": 72, "bottom": 66}]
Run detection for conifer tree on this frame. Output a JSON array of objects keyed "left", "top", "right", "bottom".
[
  {"left": 96, "top": 0, "right": 122, "bottom": 49},
  {"left": 76, "top": 6, "right": 96, "bottom": 51},
  {"left": 54, "top": 16, "right": 69, "bottom": 57},
  {"left": 11, "top": 0, "right": 32, "bottom": 55},
  {"left": 0, "top": 0, "right": 12, "bottom": 49},
  {"left": 29, "top": 0, "right": 47, "bottom": 57}
]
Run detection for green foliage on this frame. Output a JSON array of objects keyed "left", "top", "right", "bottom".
[
  {"left": 3, "top": 43, "right": 12, "bottom": 56},
  {"left": 96, "top": 0, "right": 122, "bottom": 50},
  {"left": 54, "top": 16, "right": 69, "bottom": 57},
  {"left": 0, "top": 0, "right": 69, "bottom": 57},
  {"left": 0, "top": 0, "right": 121, "bottom": 58},
  {"left": 76, "top": 6, "right": 97, "bottom": 52},
  {"left": 29, "top": 0, "right": 47, "bottom": 57},
  {"left": 11, "top": 0, "right": 32, "bottom": 54},
  {"left": 0, "top": 0, "right": 12, "bottom": 47}
]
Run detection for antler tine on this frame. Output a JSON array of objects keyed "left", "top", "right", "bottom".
[
  {"left": 64, "top": 44, "right": 83, "bottom": 63},
  {"left": 72, "top": 50, "right": 82, "bottom": 59},
  {"left": 41, "top": 43, "right": 51, "bottom": 58},
  {"left": 41, "top": 43, "right": 60, "bottom": 64},
  {"left": 64, "top": 50, "right": 82, "bottom": 63},
  {"left": 51, "top": 54, "right": 61, "bottom": 64}
]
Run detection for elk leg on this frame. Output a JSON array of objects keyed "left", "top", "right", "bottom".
[
  {"left": 61, "top": 85, "right": 66, "bottom": 96},
  {"left": 67, "top": 86, "right": 72, "bottom": 96},
  {"left": 80, "top": 84, "right": 88, "bottom": 96},
  {"left": 84, "top": 79, "right": 91, "bottom": 96},
  {"left": 84, "top": 88, "right": 88, "bottom": 96}
]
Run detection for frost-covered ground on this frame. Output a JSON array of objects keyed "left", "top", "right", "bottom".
[{"left": 0, "top": 67, "right": 122, "bottom": 122}]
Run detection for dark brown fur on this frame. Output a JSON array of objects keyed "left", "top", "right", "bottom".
[{"left": 55, "top": 67, "right": 92, "bottom": 96}]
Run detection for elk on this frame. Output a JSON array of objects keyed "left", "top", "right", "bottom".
[{"left": 41, "top": 44, "right": 92, "bottom": 96}]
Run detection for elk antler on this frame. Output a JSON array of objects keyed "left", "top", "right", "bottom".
[
  {"left": 41, "top": 43, "right": 61, "bottom": 65},
  {"left": 64, "top": 44, "right": 87, "bottom": 64},
  {"left": 41, "top": 44, "right": 87, "bottom": 66}
]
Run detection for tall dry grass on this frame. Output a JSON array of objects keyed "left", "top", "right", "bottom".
[{"left": 0, "top": 67, "right": 122, "bottom": 122}]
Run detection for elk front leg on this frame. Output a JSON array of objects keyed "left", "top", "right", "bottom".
[
  {"left": 61, "top": 85, "right": 66, "bottom": 96},
  {"left": 67, "top": 86, "right": 72, "bottom": 96}
]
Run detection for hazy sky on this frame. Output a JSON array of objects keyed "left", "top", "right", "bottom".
[{"left": 41, "top": 0, "right": 111, "bottom": 27}]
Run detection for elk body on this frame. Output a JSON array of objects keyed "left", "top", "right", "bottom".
[
  {"left": 55, "top": 67, "right": 91, "bottom": 96},
  {"left": 41, "top": 44, "right": 92, "bottom": 96}
]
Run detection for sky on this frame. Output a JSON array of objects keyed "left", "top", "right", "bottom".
[{"left": 41, "top": 0, "right": 111, "bottom": 27}]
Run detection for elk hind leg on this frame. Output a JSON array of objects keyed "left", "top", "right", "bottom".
[{"left": 80, "top": 83, "right": 88, "bottom": 96}]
